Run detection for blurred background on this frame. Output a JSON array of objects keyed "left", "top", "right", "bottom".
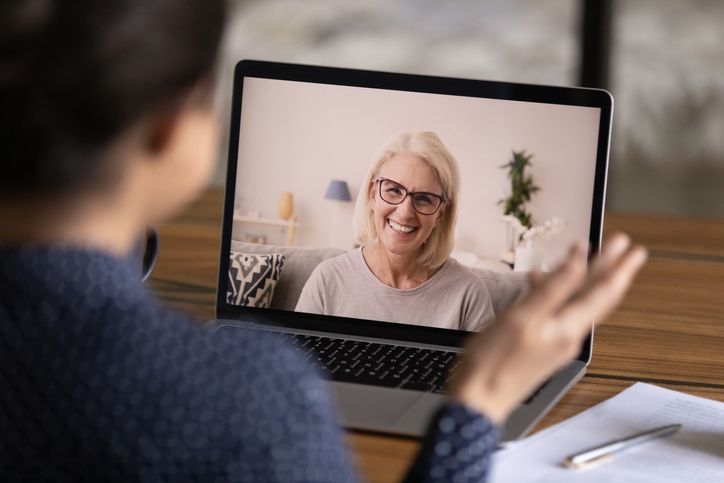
[{"left": 214, "top": 0, "right": 724, "bottom": 218}]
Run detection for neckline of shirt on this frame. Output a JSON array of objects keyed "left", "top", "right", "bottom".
[{"left": 354, "top": 247, "right": 451, "bottom": 295}]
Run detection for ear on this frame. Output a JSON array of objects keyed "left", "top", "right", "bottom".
[
  {"left": 144, "top": 81, "right": 212, "bottom": 155},
  {"left": 433, "top": 204, "right": 446, "bottom": 228},
  {"left": 130, "top": 95, "right": 218, "bottom": 224},
  {"left": 144, "top": 107, "right": 183, "bottom": 155}
]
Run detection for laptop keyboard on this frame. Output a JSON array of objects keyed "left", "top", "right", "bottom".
[{"left": 278, "top": 333, "right": 459, "bottom": 393}]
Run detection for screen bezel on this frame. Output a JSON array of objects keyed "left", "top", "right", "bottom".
[{"left": 216, "top": 59, "right": 612, "bottom": 359}]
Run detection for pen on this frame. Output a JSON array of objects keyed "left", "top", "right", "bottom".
[{"left": 562, "top": 423, "right": 682, "bottom": 470}]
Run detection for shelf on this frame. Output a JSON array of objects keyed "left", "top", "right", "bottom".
[
  {"left": 233, "top": 214, "right": 299, "bottom": 228},
  {"left": 233, "top": 213, "right": 299, "bottom": 246}
]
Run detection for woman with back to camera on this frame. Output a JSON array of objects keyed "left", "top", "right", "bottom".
[
  {"left": 0, "top": 1, "right": 647, "bottom": 481},
  {"left": 297, "top": 131, "right": 496, "bottom": 330}
]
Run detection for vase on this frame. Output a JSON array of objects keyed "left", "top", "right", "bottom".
[
  {"left": 499, "top": 219, "right": 518, "bottom": 267},
  {"left": 506, "top": 221, "right": 517, "bottom": 253},
  {"left": 277, "top": 192, "right": 294, "bottom": 221},
  {"left": 514, "top": 244, "right": 537, "bottom": 272}
]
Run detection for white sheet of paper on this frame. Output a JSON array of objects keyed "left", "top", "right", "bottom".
[{"left": 490, "top": 382, "right": 724, "bottom": 483}]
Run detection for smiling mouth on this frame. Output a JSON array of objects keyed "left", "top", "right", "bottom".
[{"left": 387, "top": 218, "right": 418, "bottom": 234}]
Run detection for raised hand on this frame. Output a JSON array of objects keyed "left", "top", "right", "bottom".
[{"left": 451, "top": 233, "right": 648, "bottom": 424}]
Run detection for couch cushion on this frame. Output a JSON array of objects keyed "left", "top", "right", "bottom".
[
  {"left": 470, "top": 269, "right": 529, "bottom": 316},
  {"left": 231, "top": 242, "right": 345, "bottom": 311},
  {"left": 229, "top": 241, "right": 529, "bottom": 316},
  {"left": 227, "top": 252, "right": 285, "bottom": 308}
]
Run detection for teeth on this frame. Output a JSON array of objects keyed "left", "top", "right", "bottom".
[{"left": 388, "top": 219, "right": 416, "bottom": 233}]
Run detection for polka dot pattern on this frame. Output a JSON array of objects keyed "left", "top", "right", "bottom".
[
  {"left": 0, "top": 246, "right": 499, "bottom": 482},
  {"left": 403, "top": 403, "right": 499, "bottom": 483}
]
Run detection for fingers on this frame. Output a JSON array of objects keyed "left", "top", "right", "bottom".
[
  {"left": 517, "top": 242, "right": 588, "bottom": 317},
  {"left": 587, "top": 233, "right": 635, "bottom": 283},
  {"left": 454, "top": 235, "right": 647, "bottom": 424},
  {"left": 558, "top": 241, "right": 647, "bottom": 336}
]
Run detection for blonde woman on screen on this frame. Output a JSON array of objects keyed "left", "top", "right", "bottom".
[{"left": 296, "top": 131, "right": 495, "bottom": 330}]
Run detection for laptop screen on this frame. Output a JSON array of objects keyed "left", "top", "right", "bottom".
[{"left": 218, "top": 61, "right": 610, "bottom": 346}]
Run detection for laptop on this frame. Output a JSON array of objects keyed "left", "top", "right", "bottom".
[{"left": 207, "top": 60, "right": 612, "bottom": 441}]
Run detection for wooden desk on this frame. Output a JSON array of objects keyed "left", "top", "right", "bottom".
[{"left": 149, "top": 188, "right": 724, "bottom": 483}]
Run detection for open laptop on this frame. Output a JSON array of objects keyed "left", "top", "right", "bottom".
[{"left": 207, "top": 60, "right": 612, "bottom": 441}]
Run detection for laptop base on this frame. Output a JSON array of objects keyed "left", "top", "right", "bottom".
[{"left": 209, "top": 318, "right": 585, "bottom": 441}]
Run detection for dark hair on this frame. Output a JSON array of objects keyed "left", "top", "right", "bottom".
[{"left": 0, "top": 0, "right": 225, "bottom": 200}]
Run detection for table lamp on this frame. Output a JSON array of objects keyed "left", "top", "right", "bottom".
[
  {"left": 324, "top": 180, "right": 352, "bottom": 202},
  {"left": 324, "top": 179, "right": 352, "bottom": 247}
]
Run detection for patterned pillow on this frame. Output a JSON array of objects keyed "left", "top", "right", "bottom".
[{"left": 227, "top": 252, "right": 285, "bottom": 308}]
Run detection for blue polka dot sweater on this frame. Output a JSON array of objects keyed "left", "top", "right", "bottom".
[{"left": 0, "top": 246, "right": 498, "bottom": 482}]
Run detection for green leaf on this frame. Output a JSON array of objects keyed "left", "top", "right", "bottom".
[{"left": 498, "top": 149, "right": 540, "bottom": 229}]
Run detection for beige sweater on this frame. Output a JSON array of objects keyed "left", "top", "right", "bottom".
[{"left": 295, "top": 248, "right": 495, "bottom": 331}]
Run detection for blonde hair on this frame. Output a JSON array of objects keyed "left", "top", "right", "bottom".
[{"left": 353, "top": 131, "right": 460, "bottom": 269}]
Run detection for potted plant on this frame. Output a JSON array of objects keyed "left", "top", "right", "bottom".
[
  {"left": 498, "top": 150, "right": 565, "bottom": 270},
  {"left": 498, "top": 150, "right": 539, "bottom": 266},
  {"left": 498, "top": 150, "right": 539, "bottom": 231}
]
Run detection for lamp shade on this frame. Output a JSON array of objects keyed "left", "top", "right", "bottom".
[{"left": 324, "top": 179, "right": 352, "bottom": 202}]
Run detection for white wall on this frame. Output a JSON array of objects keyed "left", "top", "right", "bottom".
[{"left": 233, "top": 77, "right": 600, "bottom": 268}]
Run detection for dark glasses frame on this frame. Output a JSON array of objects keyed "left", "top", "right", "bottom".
[{"left": 375, "top": 177, "right": 446, "bottom": 215}]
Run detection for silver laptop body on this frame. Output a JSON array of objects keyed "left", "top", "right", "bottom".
[{"left": 208, "top": 60, "right": 612, "bottom": 441}]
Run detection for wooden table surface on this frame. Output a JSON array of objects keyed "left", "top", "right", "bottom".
[{"left": 149, "top": 188, "right": 724, "bottom": 483}]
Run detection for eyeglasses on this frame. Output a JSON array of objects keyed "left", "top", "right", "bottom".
[{"left": 375, "top": 177, "right": 446, "bottom": 215}]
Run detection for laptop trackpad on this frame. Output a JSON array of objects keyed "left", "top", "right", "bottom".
[{"left": 330, "top": 382, "right": 423, "bottom": 428}]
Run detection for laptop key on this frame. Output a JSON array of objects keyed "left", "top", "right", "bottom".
[{"left": 330, "top": 368, "right": 399, "bottom": 387}]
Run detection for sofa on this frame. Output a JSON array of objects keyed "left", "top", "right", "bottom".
[{"left": 229, "top": 241, "right": 529, "bottom": 316}]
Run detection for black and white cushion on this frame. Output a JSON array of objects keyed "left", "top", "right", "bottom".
[{"left": 227, "top": 252, "right": 285, "bottom": 308}]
